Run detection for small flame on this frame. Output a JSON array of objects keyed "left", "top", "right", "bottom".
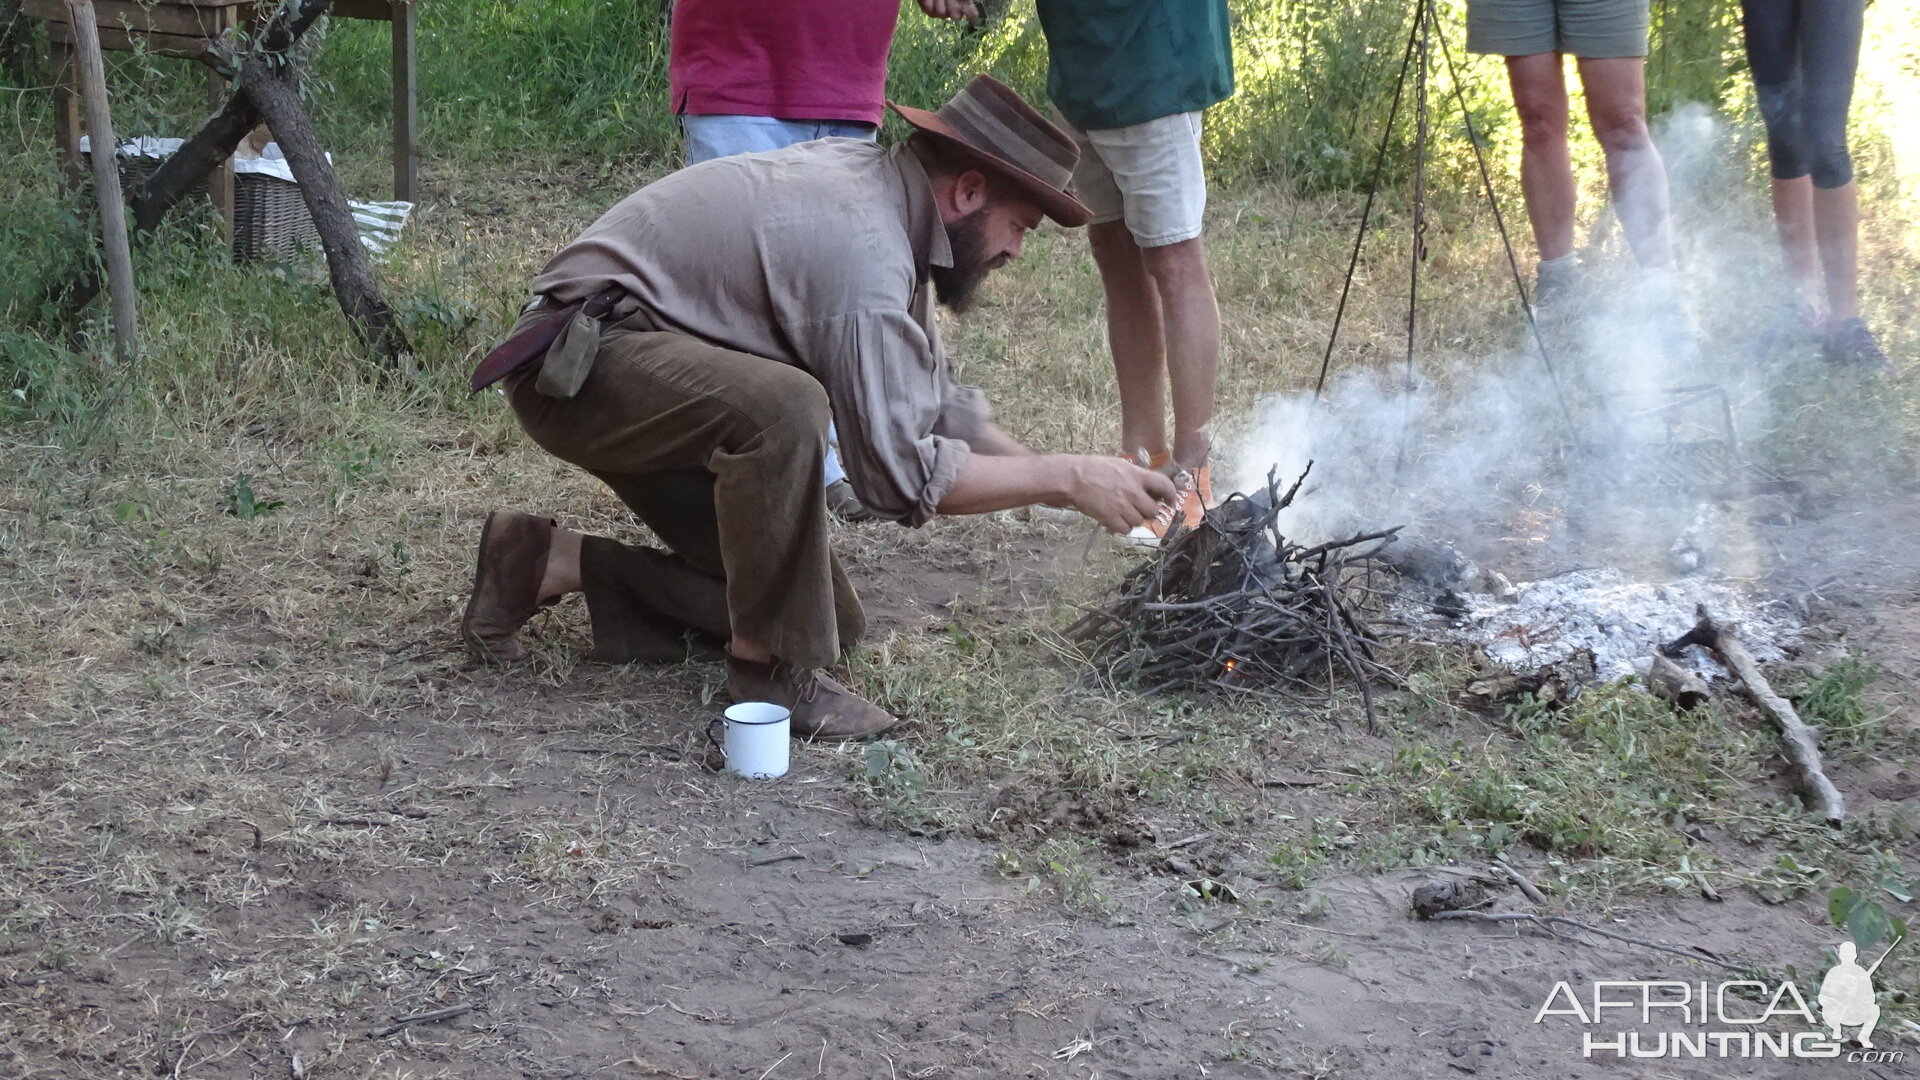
[{"left": 1223, "top": 659, "right": 1238, "bottom": 674}]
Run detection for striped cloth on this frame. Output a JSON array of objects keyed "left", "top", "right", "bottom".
[{"left": 349, "top": 200, "right": 414, "bottom": 255}]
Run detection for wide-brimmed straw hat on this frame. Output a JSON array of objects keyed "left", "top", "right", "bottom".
[{"left": 889, "top": 75, "right": 1092, "bottom": 228}]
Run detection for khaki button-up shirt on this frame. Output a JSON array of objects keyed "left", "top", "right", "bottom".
[{"left": 529, "top": 141, "right": 990, "bottom": 527}]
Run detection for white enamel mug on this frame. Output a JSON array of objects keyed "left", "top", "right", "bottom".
[{"left": 706, "top": 702, "right": 791, "bottom": 780}]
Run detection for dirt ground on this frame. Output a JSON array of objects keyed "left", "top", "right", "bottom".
[{"left": 4, "top": 478, "right": 1916, "bottom": 1080}]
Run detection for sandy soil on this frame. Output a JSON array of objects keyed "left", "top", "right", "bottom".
[
  {"left": 5, "top": 490, "right": 1916, "bottom": 1080},
  {"left": 4, "top": 675, "right": 1882, "bottom": 1080}
]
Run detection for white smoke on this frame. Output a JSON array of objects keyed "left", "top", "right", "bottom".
[{"left": 1224, "top": 105, "right": 1788, "bottom": 581}]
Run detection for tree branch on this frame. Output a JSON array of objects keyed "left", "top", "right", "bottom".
[{"left": 238, "top": 59, "right": 410, "bottom": 365}]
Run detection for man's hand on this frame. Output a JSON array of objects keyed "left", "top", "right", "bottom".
[
  {"left": 1061, "top": 455, "right": 1178, "bottom": 534},
  {"left": 917, "top": 0, "right": 981, "bottom": 21},
  {"left": 936, "top": 452, "right": 1175, "bottom": 528}
]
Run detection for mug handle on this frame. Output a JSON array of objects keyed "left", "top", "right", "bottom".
[{"left": 705, "top": 717, "right": 727, "bottom": 760}]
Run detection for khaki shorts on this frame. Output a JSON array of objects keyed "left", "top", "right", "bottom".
[
  {"left": 1466, "top": 0, "right": 1649, "bottom": 58},
  {"left": 1058, "top": 110, "right": 1208, "bottom": 248}
]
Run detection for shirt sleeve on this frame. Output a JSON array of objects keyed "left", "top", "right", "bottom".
[
  {"left": 933, "top": 380, "right": 991, "bottom": 444},
  {"left": 784, "top": 308, "right": 974, "bottom": 527}
]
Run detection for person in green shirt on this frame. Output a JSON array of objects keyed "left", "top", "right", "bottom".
[{"left": 1035, "top": 0, "right": 1234, "bottom": 543}]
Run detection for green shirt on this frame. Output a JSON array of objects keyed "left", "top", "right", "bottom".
[{"left": 1036, "top": 0, "right": 1235, "bottom": 131}]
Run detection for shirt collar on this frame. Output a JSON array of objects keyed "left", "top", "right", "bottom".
[{"left": 893, "top": 144, "right": 953, "bottom": 271}]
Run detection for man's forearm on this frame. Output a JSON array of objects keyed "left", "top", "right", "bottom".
[
  {"left": 967, "top": 422, "right": 1035, "bottom": 457},
  {"left": 936, "top": 450, "right": 1177, "bottom": 532},
  {"left": 936, "top": 453, "right": 1072, "bottom": 516}
]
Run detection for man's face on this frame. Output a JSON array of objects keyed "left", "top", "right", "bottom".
[{"left": 933, "top": 192, "right": 1043, "bottom": 313}]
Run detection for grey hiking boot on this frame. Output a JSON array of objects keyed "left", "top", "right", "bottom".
[
  {"left": 1823, "top": 317, "right": 1892, "bottom": 371},
  {"left": 726, "top": 656, "right": 897, "bottom": 741},
  {"left": 1532, "top": 253, "right": 1582, "bottom": 319}
]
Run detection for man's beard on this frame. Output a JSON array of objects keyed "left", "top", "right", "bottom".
[{"left": 931, "top": 206, "right": 1004, "bottom": 314}]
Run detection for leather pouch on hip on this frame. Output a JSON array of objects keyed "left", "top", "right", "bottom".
[{"left": 534, "top": 304, "right": 602, "bottom": 399}]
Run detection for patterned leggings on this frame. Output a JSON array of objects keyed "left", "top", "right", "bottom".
[{"left": 1741, "top": 0, "right": 1864, "bottom": 189}]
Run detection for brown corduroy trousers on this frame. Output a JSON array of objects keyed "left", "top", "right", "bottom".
[{"left": 505, "top": 315, "right": 864, "bottom": 671}]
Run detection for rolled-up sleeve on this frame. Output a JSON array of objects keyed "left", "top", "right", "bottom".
[
  {"left": 933, "top": 381, "right": 991, "bottom": 444},
  {"left": 787, "top": 309, "right": 973, "bottom": 526}
]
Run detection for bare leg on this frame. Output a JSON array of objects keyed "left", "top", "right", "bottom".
[
  {"left": 1770, "top": 175, "right": 1820, "bottom": 310},
  {"left": 1139, "top": 237, "right": 1221, "bottom": 468},
  {"left": 1813, "top": 180, "right": 1861, "bottom": 322},
  {"left": 1577, "top": 56, "right": 1675, "bottom": 268},
  {"left": 1505, "top": 53, "right": 1577, "bottom": 261},
  {"left": 1089, "top": 219, "right": 1169, "bottom": 459},
  {"left": 538, "top": 527, "right": 583, "bottom": 601}
]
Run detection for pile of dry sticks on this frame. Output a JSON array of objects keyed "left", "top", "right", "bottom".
[{"left": 1067, "top": 467, "right": 1402, "bottom": 729}]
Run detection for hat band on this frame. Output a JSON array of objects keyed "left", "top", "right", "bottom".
[{"left": 938, "top": 94, "right": 1073, "bottom": 189}]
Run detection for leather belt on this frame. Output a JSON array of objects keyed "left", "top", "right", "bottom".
[{"left": 469, "top": 284, "right": 625, "bottom": 393}]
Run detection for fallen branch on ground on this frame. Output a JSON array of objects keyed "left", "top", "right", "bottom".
[
  {"left": 1645, "top": 652, "right": 1710, "bottom": 711},
  {"left": 1663, "top": 607, "right": 1844, "bottom": 825},
  {"left": 1492, "top": 859, "right": 1549, "bottom": 906},
  {"left": 371, "top": 1003, "right": 473, "bottom": 1039},
  {"left": 1429, "top": 911, "right": 1755, "bottom": 974}
]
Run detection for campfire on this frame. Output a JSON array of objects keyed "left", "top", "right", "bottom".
[{"left": 1067, "top": 467, "right": 1401, "bottom": 729}]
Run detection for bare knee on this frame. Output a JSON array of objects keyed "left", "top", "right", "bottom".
[
  {"left": 1139, "top": 237, "right": 1209, "bottom": 288},
  {"left": 1514, "top": 102, "right": 1569, "bottom": 149},
  {"left": 1590, "top": 107, "right": 1652, "bottom": 155},
  {"left": 1088, "top": 219, "right": 1140, "bottom": 262}
]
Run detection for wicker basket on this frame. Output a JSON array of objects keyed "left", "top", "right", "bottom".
[
  {"left": 85, "top": 147, "right": 322, "bottom": 263},
  {"left": 231, "top": 172, "right": 321, "bottom": 263}
]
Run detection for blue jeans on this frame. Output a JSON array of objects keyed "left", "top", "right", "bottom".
[
  {"left": 680, "top": 114, "right": 877, "bottom": 488},
  {"left": 681, "top": 115, "right": 878, "bottom": 167}
]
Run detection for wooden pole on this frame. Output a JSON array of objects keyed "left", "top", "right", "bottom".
[
  {"left": 63, "top": 0, "right": 139, "bottom": 364},
  {"left": 391, "top": 0, "right": 416, "bottom": 203}
]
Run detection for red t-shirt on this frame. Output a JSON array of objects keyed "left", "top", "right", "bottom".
[{"left": 668, "top": 0, "right": 901, "bottom": 125}]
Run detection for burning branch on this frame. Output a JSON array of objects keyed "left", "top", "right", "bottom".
[
  {"left": 1663, "top": 608, "right": 1844, "bottom": 825},
  {"left": 1066, "top": 467, "right": 1401, "bottom": 731}
]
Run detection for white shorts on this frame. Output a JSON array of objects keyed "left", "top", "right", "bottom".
[{"left": 1059, "top": 110, "right": 1208, "bottom": 247}]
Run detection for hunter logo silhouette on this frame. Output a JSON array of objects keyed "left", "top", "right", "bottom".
[{"left": 1820, "top": 937, "right": 1901, "bottom": 1048}]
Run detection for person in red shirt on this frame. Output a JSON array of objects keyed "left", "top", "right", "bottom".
[{"left": 669, "top": 0, "right": 973, "bottom": 163}]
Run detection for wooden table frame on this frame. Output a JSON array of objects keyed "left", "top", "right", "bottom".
[{"left": 27, "top": 0, "right": 419, "bottom": 237}]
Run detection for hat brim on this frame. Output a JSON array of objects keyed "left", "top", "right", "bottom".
[{"left": 888, "top": 101, "right": 1093, "bottom": 228}]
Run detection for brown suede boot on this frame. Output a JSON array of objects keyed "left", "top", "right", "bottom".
[
  {"left": 726, "top": 656, "right": 897, "bottom": 741},
  {"left": 460, "top": 511, "right": 556, "bottom": 663}
]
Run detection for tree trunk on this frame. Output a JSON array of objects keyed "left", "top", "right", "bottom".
[{"left": 239, "top": 61, "right": 411, "bottom": 367}]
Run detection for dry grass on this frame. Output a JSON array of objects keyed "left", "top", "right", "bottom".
[{"left": 3, "top": 146, "right": 1920, "bottom": 1075}]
